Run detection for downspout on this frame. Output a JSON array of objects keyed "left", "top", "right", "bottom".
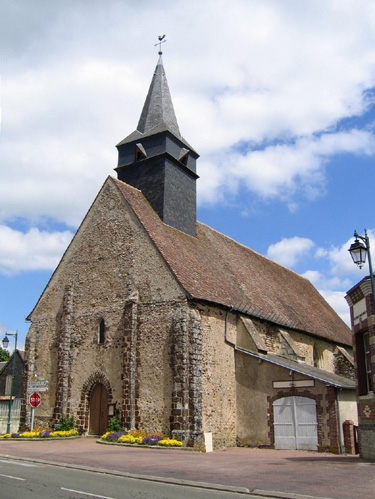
[
  {"left": 225, "top": 306, "right": 235, "bottom": 347},
  {"left": 336, "top": 387, "right": 343, "bottom": 454}
]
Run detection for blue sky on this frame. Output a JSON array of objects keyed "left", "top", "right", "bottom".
[{"left": 1, "top": 0, "right": 375, "bottom": 351}]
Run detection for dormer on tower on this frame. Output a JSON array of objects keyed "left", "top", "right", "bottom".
[{"left": 115, "top": 55, "right": 199, "bottom": 237}]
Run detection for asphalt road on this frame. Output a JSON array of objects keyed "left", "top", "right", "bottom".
[
  {"left": 1, "top": 438, "right": 374, "bottom": 499},
  {"left": 0, "top": 457, "right": 269, "bottom": 499}
]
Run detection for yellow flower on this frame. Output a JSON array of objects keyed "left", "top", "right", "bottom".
[
  {"left": 158, "top": 438, "right": 183, "bottom": 447},
  {"left": 19, "top": 431, "right": 40, "bottom": 438},
  {"left": 50, "top": 429, "right": 78, "bottom": 438},
  {"left": 117, "top": 435, "right": 143, "bottom": 444}
]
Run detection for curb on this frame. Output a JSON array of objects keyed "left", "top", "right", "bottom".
[
  {"left": 0, "top": 452, "right": 338, "bottom": 498},
  {"left": 0, "top": 453, "right": 250, "bottom": 495}
]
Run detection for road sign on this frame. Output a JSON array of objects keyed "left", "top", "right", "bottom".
[
  {"left": 27, "top": 380, "right": 48, "bottom": 388},
  {"left": 29, "top": 392, "right": 41, "bottom": 408},
  {"left": 27, "top": 380, "right": 49, "bottom": 393}
]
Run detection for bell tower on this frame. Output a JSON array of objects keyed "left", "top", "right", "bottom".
[{"left": 115, "top": 54, "right": 199, "bottom": 237}]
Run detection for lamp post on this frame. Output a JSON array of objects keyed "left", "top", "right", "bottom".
[
  {"left": 2, "top": 331, "right": 18, "bottom": 434},
  {"left": 348, "top": 229, "right": 375, "bottom": 315}
]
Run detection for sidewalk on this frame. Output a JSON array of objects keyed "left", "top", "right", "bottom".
[{"left": 0, "top": 438, "right": 374, "bottom": 499}]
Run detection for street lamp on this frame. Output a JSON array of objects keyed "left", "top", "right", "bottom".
[
  {"left": 2, "top": 331, "right": 18, "bottom": 434},
  {"left": 348, "top": 230, "right": 375, "bottom": 314}
]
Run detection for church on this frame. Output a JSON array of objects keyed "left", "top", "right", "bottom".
[{"left": 24, "top": 53, "right": 357, "bottom": 452}]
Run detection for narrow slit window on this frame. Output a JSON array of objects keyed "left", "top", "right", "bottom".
[{"left": 98, "top": 319, "right": 106, "bottom": 344}]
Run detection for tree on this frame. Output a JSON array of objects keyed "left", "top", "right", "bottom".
[{"left": 0, "top": 347, "right": 10, "bottom": 362}]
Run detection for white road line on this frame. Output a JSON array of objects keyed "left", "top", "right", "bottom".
[
  {"left": 61, "top": 488, "right": 116, "bottom": 499},
  {"left": 0, "top": 459, "right": 39, "bottom": 467},
  {"left": 0, "top": 473, "right": 26, "bottom": 481}
]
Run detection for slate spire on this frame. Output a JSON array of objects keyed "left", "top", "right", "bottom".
[
  {"left": 137, "top": 55, "right": 181, "bottom": 139},
  {"left": 116, "top": 55, "right": 199, "bottom": 237}
]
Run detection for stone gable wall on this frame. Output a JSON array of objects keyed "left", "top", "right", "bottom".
[{"left": 24, "top": 179, "right": 186, "bottom": 431}]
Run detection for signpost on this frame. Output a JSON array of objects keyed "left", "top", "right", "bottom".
[
  {"left": 27, "top": 379, "right": 48, "bottom": 430},
  {"left": 27, "top": 380, "right": 49, "bottom": 393},
  {"left": 29, "top": 392, "right": 41, "bottom": 407},
  {"left": 29, "top": 392, "right": 41, "bottom": 430}
]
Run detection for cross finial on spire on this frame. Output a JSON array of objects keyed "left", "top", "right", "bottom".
[{"left": 155, "top": 34, "right": 166, "bottom": 55}]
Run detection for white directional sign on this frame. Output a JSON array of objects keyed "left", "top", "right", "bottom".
[{"left": 27, "top": 380, "right": 49, "bottom": 392}]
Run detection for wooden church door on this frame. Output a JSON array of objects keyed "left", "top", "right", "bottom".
[{"left": 89, "top": 383, "right": 108, "bottom": 435}]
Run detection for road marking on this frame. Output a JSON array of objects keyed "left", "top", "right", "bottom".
[
  {"left": 0, "top": 473, "right": 26, "bottom": 481},
  {"left": 0, "top": 459, "right": 39, "bottom": 467},
  {"left": 61, "top": 488, "right": 116, "bottom": 499}
]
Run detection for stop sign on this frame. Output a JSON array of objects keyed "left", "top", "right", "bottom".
[{"left": 29, "top": 392, "right": 41, "bottom": 408}]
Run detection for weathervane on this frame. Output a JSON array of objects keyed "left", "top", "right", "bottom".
[{"left": 155, "top": 34, "right": 166, "bottom": 55}]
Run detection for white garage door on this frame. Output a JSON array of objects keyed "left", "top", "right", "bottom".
[{"left": 273, "top": 396, "right": 318, "bottom": 450}]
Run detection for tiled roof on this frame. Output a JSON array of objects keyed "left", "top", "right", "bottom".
[{"left": 112, "top": 177, "right": 352, "bottom": 346}]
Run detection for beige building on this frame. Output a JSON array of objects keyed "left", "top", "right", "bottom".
[{"left": 24, "top": 55, "right": 356, "bottom": 452}]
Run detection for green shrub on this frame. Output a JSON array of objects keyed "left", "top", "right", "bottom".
[
  {"left": 54, "top": 415, "right": 75, "bottom": 431},
  {"left": 107, "top": 416, "right": 122, "bottom": 433}
]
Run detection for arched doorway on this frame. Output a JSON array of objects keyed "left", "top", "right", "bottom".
[
  {"left": 89, "top": 383, "right": 109, "bottom": 435},
  {"left": 273, "top": 396, "right": 318, "bottom": 450}
]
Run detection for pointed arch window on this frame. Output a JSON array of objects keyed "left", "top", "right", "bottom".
[
  {"left": 98, "top": 319, "right": 106, "bottom": 344},
  {"left": 135, "top": 143, "right": 147, "bottom": 161}
]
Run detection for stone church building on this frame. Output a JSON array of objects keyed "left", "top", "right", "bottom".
[{"left": 24, "top": 55, "right": 357, "bottom": 452}]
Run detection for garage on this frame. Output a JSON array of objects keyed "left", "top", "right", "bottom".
[{"left": 273, "top": 396, "right": 318, "bottom": 450}]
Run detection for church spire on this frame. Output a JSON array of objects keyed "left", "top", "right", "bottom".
[
  {"left": 115, "top": 52, "right": 199, "bottom": 237},
  {"left": 136, "top": 55, "right": 181, "bottom": 139}
]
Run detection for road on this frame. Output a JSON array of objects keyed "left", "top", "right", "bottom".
[
  {"left": 1, "top": 438, "right": 374, "bottom": 498},
  {"left": 0, "top": 457, "right": 274, "bottom": 499}
]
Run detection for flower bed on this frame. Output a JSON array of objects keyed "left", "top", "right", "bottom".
[
  {"left": 100, "top": 429, "right": 183, "bottom": 448},
  {"left": 0, "top": 429, "right": 79, "bottom": 439}
]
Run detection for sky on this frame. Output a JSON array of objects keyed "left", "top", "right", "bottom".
[{"left": 0, "top": 0, "right": 374, "bottom": 352}]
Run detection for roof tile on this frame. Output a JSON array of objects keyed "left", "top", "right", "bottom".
[{"left": 112, "top": 177, "right": 352, "bottom": 346}]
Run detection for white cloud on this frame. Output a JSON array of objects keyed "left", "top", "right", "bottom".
[
  {"left": 319, "top": 290, "right": 351, "bottom": 326},
  {"left": 267, "top": 237, "right": 315, "bottom": 268},
  {"left": 198, "top": 129, "right": 375, "bottom": 206},
  {"left": 1, "top": 0, "right": 374, "bottom": 224},
  {"left": 315, "top": 230, "right": 375, "bottom": 278},
  {"left": 0, "top": 226, "right": 73, "bottom": 275},
  {"left": 0, "top": 0, "right": 375, "bottom": 329}
]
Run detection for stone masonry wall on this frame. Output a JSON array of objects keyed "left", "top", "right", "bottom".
[
  {"left": 24, "top": 178, "right": 187, "bottom": 432},
  {"left": 198, "top": 305, "right": 237, "bottom": 449}
]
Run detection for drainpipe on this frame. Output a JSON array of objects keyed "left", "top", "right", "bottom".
[
  {"left": 225, "top": 306, "right": 235, "bottom": 347},
  {"left": 335, "top": 387, "right": 343, "bottom": 454}
]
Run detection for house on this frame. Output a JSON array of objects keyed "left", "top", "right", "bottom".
[
  {"left": 346, "top": 276, "right": 375, "bottom": 460},
  {"left": 0, "top": 350, "right": 25, "bottom": 433},
  {"left": 24, "top": 54, "right": 357, "bottom": 452}
]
